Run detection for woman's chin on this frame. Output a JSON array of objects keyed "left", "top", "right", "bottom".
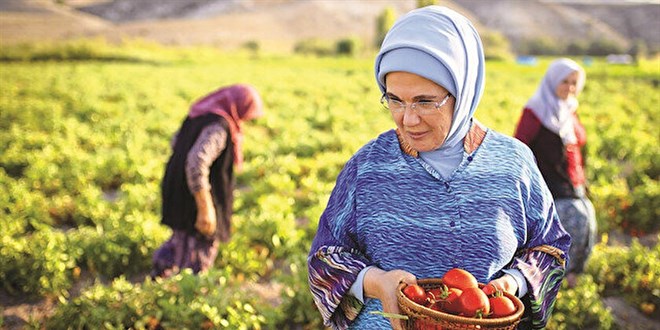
[{"left": 409, "top": 143, "right": 435, "bottom": 153}]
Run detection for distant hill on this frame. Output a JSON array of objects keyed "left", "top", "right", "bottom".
[
  {"left": 1, "top": 0, "right": 658, "bottom": 54},
  {"left": 562, "top": 1, "right": 660, "bottom": 46},
  {"left": 453, "top": 0, "right": 660, "bottom": 53}
]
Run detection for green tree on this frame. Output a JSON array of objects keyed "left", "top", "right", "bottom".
[
  {"left": 566, "top": 41, "right": 588, "bottom": 56},
  {"left": 293, "top": 38, "right": 334, "bottom": 56},
  {"left": 587, "top": 38, "right": 625, "bottom": 56},
  {"left": 417, "top": 0, "right": 439, "bottom": 7},
  {"left": 242, "top": 40, "right": 260, "bottom": 57},
  {"left": 629, "top": 39, "right": 648, "bottom": 63},
  {"left": 336, "top": 36, "right": 363, "bottom": 57},
  {"left": 375, "top": 7, "right": 397, "bottom": 48},
  {"left": 518, "top": 37, "right": 564, "bottom": 55},
  {"left": 480, "top": 30, "right": 513, "bottom": 61}
]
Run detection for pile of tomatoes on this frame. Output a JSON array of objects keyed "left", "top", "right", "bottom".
[{"left": 401, "top": 268, "right": 518, "bottom": 319}]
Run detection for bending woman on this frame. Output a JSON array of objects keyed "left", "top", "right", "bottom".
[{"left": 152, "top": 84, "right": 264, "bottom": 278}]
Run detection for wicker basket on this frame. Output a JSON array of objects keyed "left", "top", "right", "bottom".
[{"left": 397, "top": 278, "right": 524, "bottom": 330}]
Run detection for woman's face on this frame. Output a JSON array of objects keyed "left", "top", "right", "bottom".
[
  {"left": 555, "top": 71, "right": 579, "bottom": 100},
  {"left": 385, "top": 71, "right": 455, "bottom": 152}
]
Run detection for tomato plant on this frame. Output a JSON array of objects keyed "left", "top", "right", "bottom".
[{"left": 426, "top": 287, "right": 443, "bottom": 302}]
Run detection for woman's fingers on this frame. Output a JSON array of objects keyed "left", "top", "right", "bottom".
[
  {"left": 195, "top": 212, "right": 216, "bottom": 237},
  {"left": 364, "top": 268, "right": 416, "bottom": 328},
  {"left": 383, "top": 270, "right": 415, "bottom": 329},
  {"left": 487, "top": 274, "right": 517, "bottom": 295},
  {"left": 381, "top": 291, "right": 404, "bottom": 330}
]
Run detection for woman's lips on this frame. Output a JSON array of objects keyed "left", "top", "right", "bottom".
[{"left": 407, "top": 131, "right": 428, "bottom": 140}]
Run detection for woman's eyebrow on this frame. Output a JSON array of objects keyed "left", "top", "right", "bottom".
[
  {"left": 412, "top": 94, "right": 440, "bottom": 101},
  {"left": 385, "top": 92, "right": 440, "bottom": 101}
]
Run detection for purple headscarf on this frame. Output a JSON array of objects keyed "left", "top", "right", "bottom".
[{"left": 189, "top": 84, "right": 264, "bottom": 169}]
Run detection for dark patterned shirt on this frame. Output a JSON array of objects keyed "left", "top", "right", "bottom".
[{"left": 179, "top": 122, "right": 227, "bottom": 193}]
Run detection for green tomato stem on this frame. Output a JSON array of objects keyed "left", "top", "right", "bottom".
[{"left": 369, "top": 311, "right": 409, "bottom": 320}]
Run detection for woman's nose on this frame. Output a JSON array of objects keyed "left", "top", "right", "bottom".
[{"left": 402, "top": 108, "right": 421, "bottom": 126}]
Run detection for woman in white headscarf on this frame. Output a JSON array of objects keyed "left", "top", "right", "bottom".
[
  {"left": 308, "top": 6, "right": 570, "bottom": 329},
  {"left": 515, "top": 58, "right": 596, "bottom": 286}
]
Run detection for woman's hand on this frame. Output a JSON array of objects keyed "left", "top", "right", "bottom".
[
  {"left": 363, "top": 268, "right": 416, "bottom": 330},
  {"left": 195, "top": 205, "right": 216, "bottom": 238},
  {"left": 486, "top": 274, "right": 518, "bottom": 296},
  {"left": 193, "top": 189, "right": 216, "bottom": 237}
]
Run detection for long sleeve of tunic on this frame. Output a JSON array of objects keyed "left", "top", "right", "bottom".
[
  {"left": 185, "top": 122, "right": 227, "bottom": 193},
  {"left": 307, "top": 128, "right": 570, "bottom": 329}
]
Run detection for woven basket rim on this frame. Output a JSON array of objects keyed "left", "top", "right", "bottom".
[{"left": 397, "top": 278, "right": 525, "bottom": 326}]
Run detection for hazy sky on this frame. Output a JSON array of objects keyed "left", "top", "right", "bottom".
[{"left": 541, "top": 0, "right": 659, "bottom": 3}]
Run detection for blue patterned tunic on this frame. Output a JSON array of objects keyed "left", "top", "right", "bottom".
[{"left": 308, "top": 127, "right": 570, "bottom": 329}]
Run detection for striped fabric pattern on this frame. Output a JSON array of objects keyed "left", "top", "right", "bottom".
[
  {"left": 185, "top": 122, "right": 228, "bottom": 193},
  {"left": 511, "top": 249, "right": 567, "bottom": 329},
  {"left": 308, "top": 128, "right": 570, "bottom": 329},
  {"left": 308, "top": 246, "right": 368, "bottom": 328}
]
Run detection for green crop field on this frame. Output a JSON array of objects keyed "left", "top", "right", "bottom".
[{"left": 1, "top": 41, "right": 658, "bottom": 329}]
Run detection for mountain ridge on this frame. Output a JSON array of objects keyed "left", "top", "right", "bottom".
[{"left": 1, "top": 0, "right": 658, "bottom": 54}]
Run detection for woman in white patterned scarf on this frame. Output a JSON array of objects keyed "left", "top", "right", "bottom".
[{"left": 515, "top": 58, "right": 596, "bottom": 287}]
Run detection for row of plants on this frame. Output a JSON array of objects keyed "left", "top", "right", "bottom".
[
  {"left": 548, "top": 236, "right": 660, "bottom": 329},
  {"left": 1, "top": 42, "right": 658, "bottom": 327},
  {"left": 10, "top": 236, "right": 658, "bottom": 329},
  {"left": 46, "top": 269, "right": 268, "bottom": 330},
  {"left": 586, "top": 236, "right": 660, "bottom": 319}
]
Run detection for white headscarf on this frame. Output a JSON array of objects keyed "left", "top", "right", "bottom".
[
  {"left": 374, "top": 5, "right": 485, "bottom": 178},
  {"left": 526, "top": 58, "right": 586, "bottom": 145}
]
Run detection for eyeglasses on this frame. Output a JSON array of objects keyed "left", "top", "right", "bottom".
[{"left": 381, "top": 93, "right": 452, "bottom": 115}]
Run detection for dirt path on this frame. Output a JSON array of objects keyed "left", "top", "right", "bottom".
[
  {"left": 1, "top": 294, "right": 56, "bottom": 329},
  {"left": 603, "top": 297, "right": 660, "bottom": 330}
]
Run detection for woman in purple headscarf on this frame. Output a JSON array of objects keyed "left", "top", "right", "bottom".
[
  {"left": 307, "top": 6, "right": 570, "bottom": 329},
  {"left": 151, "top": 84, "right": 264, "bottom": 278},
  {"left": 515, "top": 58, "right": 596, "bottom": 287}
]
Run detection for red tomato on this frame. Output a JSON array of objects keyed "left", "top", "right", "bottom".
[
  {"left": 403, "top": 284, "right": 428, "bottom": 305},
  {"left": 426, "top": 288, "right": 443, "bottom": 302},
  {"left": 437, "top": 287, "right": 463, "bottom": 315},
  {"left": 429, "top": 302, "right": 443, "bottom": 312},
  {"left": 489, "top": 295, "right": 516, "bottom": 318},
  {"left": 481, "top": 283, "right": 497, "bottom": 296},
  {"left": 442, "top": 268, "right": 478, "bottom": 291},
  {"left": 458, "top": 287, "right": 490, "bottom": 318}
]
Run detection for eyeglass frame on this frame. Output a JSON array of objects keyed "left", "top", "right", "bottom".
[{"left": 380, "top": 92, "right": 452, "bottom": 115}]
